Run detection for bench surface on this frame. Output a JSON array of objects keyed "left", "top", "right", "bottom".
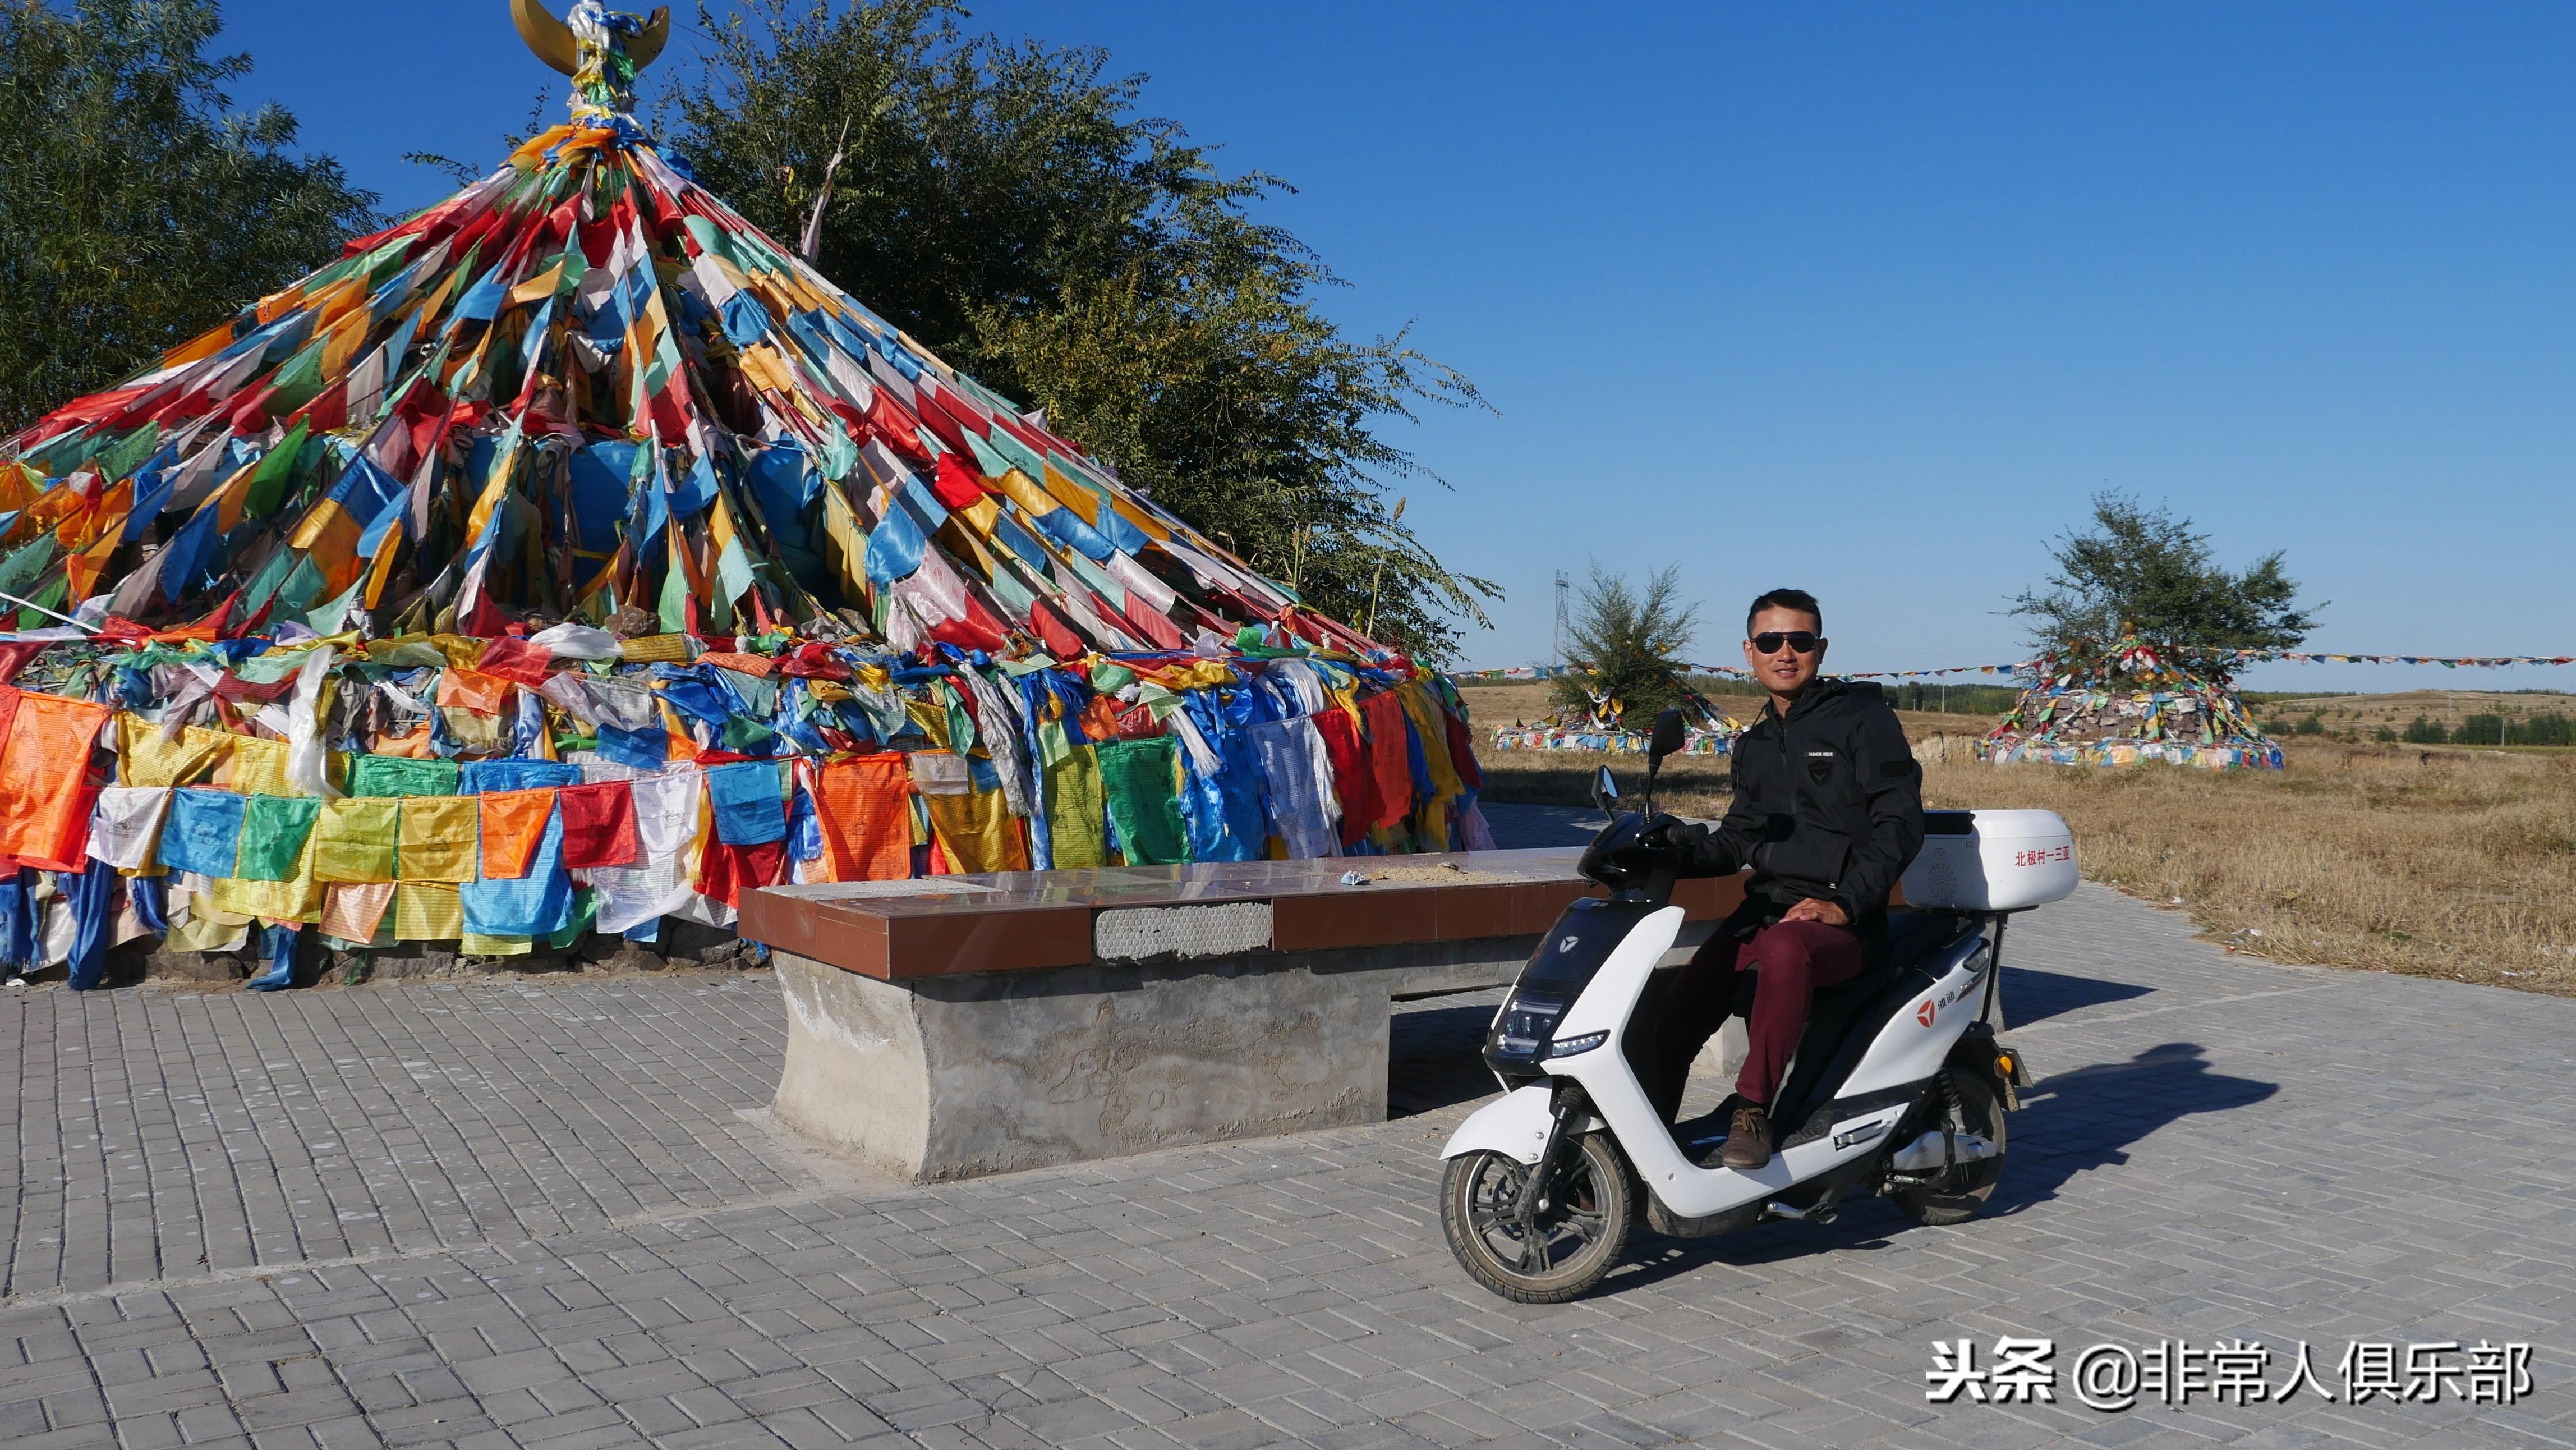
[{"left": 739, "top": 848, "right": 1749, "bottom": 981}]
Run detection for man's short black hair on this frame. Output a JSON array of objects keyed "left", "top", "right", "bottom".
[{"left": 1746, "top": 588, "right": 1823, "bottom": 637}]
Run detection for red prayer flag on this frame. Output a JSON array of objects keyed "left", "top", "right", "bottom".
[
  {"left": 930, "top": 450, "right": 986, "bottom": 510},
  {"left": 1313, "top": 708, "right": 1379, "bottom": 848},
  {"left": 559, "top": 781, "right": 640, "bottom": 869},
  {"left": 476, "top": 635, "right": 554, "bottom": 685},
  {"left": 1360, "top": 692, "right": 1416, "bottom": 829},
  {"left": 696, "top": 838, "right": 784, "bottom": 910}
]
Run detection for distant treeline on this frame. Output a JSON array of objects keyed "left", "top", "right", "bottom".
[
  {"left": 2390, "top": 713, "right": 2576, "bottom": 748},
  {"left": 2241, "top": 689, "right": 2575, "bottom": 705},
  {"left": 2266, "top": 709, "right": 2576, "bottom": 747},
  {"left": 1692, "top": 677, "right": 2021, "bottom": 716}
]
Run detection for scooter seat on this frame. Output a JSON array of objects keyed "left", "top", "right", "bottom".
[
  {"left": 1763, "top": 910, "right": 1983, "bottom": 1142},
  {"left": 1880, "top": 908, "right": 1977, "bottom": 975}
]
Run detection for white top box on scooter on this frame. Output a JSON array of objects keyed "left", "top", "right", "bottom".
[{"left": 1898, "top": 809, "right": 2078, "bottom": 911}]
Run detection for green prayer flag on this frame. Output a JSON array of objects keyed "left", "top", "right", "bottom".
[
  {"left": 348, "top": 754, "right": 461, "bottom": 799},
  {"left": 1034, "top": 715, "right": 1073, "bottom": 769},
  {"left": 96, "top": 423, "right": 162, "bottom": 482},
  {"left": 821, "top": 422, "right": 859, "bottom": 483},
  {"left": 981, "top": 424, "right": 1047, "bottom": 481},
  {"left": 237, "top": 796, "right": 322, "bottom": 882},
  {"left": 276, "top": 554, "right": 327, "bottom": 614},
  {"left": 303, "top": 580, "right": 364, "bottom": 636},
  {"left": 714, "top": 535, "right": 757, "bottom": 603},
  {"left": 937, "top": 680, "right": 975, "bottom": 756},
  {"left": 243, "top": 420, "right": 312, "bottom": 519},
  {"left": 1096, "top": 737, "right": 1188, "bottom": 866},
  {"left": 959, "top": 428, "right": 1013, "bottom": 480},
  {"left": 0, "top": 535, "right": 58, "bottom": 596},
  {"left": 230, "top": 645, "right": 324, "bottom": 685},
  {"left": 18, "top": 575, "right": 66, "bottom": 628},
  {"left": 265, "top": 341, "right": 329, "bottom": 414},
  {"left": 28, "top": 428, "right": 97, "bottom": 476},
  {"left": 657, "top": 556, "right": 689, "bottom": 633},
  {"left": 241, "top": 547, "right": 300, "bottom": 615}
]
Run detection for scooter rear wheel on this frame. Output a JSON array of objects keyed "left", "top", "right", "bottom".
[
  {"left": 1441, "top": 1134, "right": 1635, "bottom": 1303},
  {"left": 1892, "top": 1070, "right": 2006, "bottom": 1227}
]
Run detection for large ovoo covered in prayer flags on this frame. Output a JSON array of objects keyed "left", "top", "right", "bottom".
[
  {"left": 1979, "top": 635, "right": 2283, "bottom": 770},
  {"left": 0, "top": 3, "right": 1491, "bottom": 989}
]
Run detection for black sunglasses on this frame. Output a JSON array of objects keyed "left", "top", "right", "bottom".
[{"left": 1751, "top": 631, "right": 1822, "bottom": 655}]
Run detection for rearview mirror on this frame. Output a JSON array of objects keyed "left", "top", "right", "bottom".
[
  {"left": 1591, "top": 765, "right": 1618, "bottom": 815},
  {"left": 1648, "top": 709, "right": 1687, "bottom": 769}
]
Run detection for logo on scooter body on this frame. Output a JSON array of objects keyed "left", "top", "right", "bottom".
[{"left": 1917, "top": 999, "right": 1936, "bottom": 1027}]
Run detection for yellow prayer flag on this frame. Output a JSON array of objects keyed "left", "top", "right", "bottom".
[
  {"left": 397, "top": 797, "right": 477, "bottom": 882},
  {"left": 1040, "top": 463, "right": 1100, "bottom": 524},
  {"left": 224, "top": 737, "right": 297, "bottom": 797},
  {"left": 119, "top": 718, "right": 232, "bottom": 788},
  {"left": 392, "top": 882, "right": 464, "bottom": 940}
]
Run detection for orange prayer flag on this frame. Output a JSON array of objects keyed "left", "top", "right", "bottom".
[
  {"left": 812, "top": 754, "right": 914, "bottom": 883},
  {"left": 0, "top": 689, "right": 113, "bottom": 870},
  {"left": 476, "top": 788, "right": 556, "bottom": 880},
  {"left": 435, "top": 665, "right": 513, "bottom": 714},
  {"left": 65, "top": 526, "right": 123, "bottom": 603}
]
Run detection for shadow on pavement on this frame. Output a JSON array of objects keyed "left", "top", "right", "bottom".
[
  {"left": 1593, "top": 1041, "right": 2278, "bottom": 1296},
  {"left": 2000, "top": 965, "right": 2154, "bottom": 1027},
  {"left": 1389, "top": 997, "right": 1507, "bottom": 1117},
  {"left": 1984, "top": 1040, "right": 2277, "bottom": 1213}
]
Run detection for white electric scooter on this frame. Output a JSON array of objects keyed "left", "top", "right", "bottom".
[{"left": 1439, "top": 709, "right": 2076, "bottom": 1302}]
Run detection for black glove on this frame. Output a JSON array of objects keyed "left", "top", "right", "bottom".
[
  {"left": 1654, "top": 818, "right": 1736, "bottom": 878},
  {"left": 1637, "top": 814, "right": 1700, "bottom": 851}
]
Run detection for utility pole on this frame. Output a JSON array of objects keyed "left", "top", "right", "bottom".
[{"left": 1552, "top": 570, "right": 1571, "bottom": 666}]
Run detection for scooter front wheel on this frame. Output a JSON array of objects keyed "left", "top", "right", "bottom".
[{"left": 1441, "top": 1134, "right": 1635, "bottom": 1303}]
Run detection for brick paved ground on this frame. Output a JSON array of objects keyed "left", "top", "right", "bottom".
[{"left": 4, "top": 802, "right": 2573, "bottom": 1448}]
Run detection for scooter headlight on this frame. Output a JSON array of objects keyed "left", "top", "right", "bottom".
[
  {"left": 1489, "top": 992, "right": 1567, "bottom": 1061},
  {"left": 1546, "top": 1031, "right": 1610, "bottom": 1059}
]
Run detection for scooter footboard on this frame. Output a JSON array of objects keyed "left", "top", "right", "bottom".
[{"left": 1439, "top": 1085, "right": 1554, "bottom": 1165}]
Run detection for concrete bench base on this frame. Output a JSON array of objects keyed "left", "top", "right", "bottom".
[{"left": 771, "top": 926, "right": 1713, "bottom": 1183}]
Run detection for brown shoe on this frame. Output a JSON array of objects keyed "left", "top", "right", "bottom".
[{"left": 1722, "top": 1104, "right": 1773, "bottom": 1169}]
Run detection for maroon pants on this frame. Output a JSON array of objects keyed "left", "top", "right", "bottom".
[{"left": 1646, "top": 918, "right": 1866, "bottom": 1120}]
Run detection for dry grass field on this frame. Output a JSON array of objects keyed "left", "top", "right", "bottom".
[
  {"left": 2256, "top": 688, "right": 2574, "bottom": 740},
  {"left": 1464, "top": 680, "right": 2576, "bottom": 995},
  {"left": 1919, "top": 745, "right": 2576, "bottom": 994}
]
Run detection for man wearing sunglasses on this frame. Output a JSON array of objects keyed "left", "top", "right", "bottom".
[{"left": 1642, "top": 588, "right": 1925, "bottom": 1169}]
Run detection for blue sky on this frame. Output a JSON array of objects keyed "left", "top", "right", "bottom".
[{"left": 211, "top": 2, "right": 2573, "bottom": 691}]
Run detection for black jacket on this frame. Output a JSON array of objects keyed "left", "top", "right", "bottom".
[{"left": 1672, "top": 678, "right": 1926, "bottom": 928}]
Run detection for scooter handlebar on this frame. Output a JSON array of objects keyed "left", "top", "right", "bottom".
[{"left": 1580, "top": 813, "right": 1690, "bottom": 894}]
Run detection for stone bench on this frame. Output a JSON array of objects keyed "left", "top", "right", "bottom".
[{"left": 738, "top": 852, "right": 1746, "bottom": 1182}]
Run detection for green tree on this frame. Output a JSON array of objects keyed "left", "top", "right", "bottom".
[
  {"left": 2515, "top": 713, "right": 2575, "bottom": 747},
  {"left": 2402, "top": 715, "right": 2447, "bottom": 745},
  {"left": 0, "top": 0, "right": 379, "bottom": 432},
  {"left": 1552, "top": 563, "right": 1700, "bottom": 726},
  {"left": 2009, "top": 492, "right": 2319, "bottom": 681},
  {"left": 663, "top": 0, "right": 1495, "bottom": 657}
]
